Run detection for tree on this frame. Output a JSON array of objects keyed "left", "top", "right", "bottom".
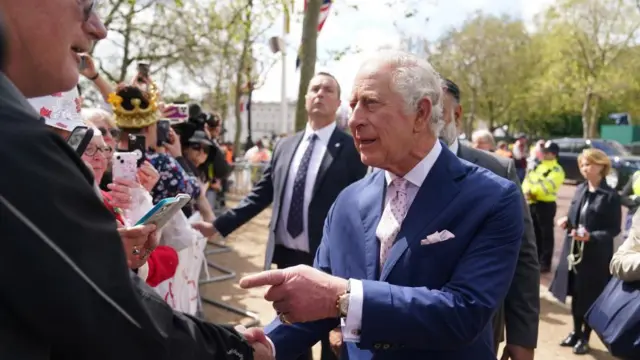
[
  {"left": 427, "top": 12, "right": 534, "bottom": 135},
  {"left": 293, "top": 0, "right": 322, "bottom": 131},
  {"left": 537, "top": 0, "right": 640, "bottom": 137}
]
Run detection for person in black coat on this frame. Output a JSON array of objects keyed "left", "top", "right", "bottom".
[{"left": 550, "top": 148, "right": 621, "bottom": 355}]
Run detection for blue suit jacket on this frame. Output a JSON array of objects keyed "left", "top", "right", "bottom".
[{"left": 265, "top": 146, "right": 524, "bottom": 360}]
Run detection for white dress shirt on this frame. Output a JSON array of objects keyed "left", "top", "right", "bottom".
[
  {"left": 275, "top": 121, "right": 337, "bottom": 253},
  {"left": 342, "top": 140, "right": 443, "bottom": 342}
]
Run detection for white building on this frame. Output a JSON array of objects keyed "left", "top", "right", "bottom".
[{"left": 223, "top": 100, "right": 297, "bottom": 142}]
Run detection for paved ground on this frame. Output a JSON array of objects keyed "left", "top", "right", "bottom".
[{"left": 200, "top": 185, "right": 622, "bottom": 359}]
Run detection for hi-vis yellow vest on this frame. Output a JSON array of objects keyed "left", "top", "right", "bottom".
[
  {"left": 522, "top": 159, "right": 565, "bottom": 203},
  {"left": 632, "top": 171, "right": 640, "bottom": 195}
]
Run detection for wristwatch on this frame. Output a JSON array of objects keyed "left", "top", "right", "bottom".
[{"left": 337, "top": 280, "right": 351, "bottom": 317}]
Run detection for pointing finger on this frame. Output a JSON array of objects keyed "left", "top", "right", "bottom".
[{"left": 239, "top": 270, "right": 286, "bottom": 289}]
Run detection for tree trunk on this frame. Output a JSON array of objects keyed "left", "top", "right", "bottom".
[
  {"left": 588, "top": 96, "right": 600, "bottom": 138},
  {"left": 294, "top": 0, "right": 321, "bottom": 131},
  {"left": 580, "top": 88, "right": 592, "bottom": 139},
  {"left": 233, "top": 0, "right": 253, "bottom": 155}
]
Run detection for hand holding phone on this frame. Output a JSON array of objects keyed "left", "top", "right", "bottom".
[
  {"left": 112, "top": 152, "right": 138, "bottom": 183},
  {"left": 135, "top": 194, "right": 191, "bottom": 230}
]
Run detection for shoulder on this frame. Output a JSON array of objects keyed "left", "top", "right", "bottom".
[
  {"left": 463, "top": 159, "right": 517, "bottom": 195},
  {"left": 465, "top": 146, "right": 512, "bottom": 175}
]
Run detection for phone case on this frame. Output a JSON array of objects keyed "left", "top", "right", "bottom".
[
  {"left": 112, "top": 152, "right": 138, "bottom": 182},
  {"left": 135, "top": 194, "right": 191, "bottom": 230}
]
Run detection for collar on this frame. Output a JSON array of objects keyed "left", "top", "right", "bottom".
[
  {"left": 448, "top": 138, "right": 459, "bottom": 156},
  {"left": 385, "top": 140, "right": 443, "bottom": 188},
  {"left": 303, "top": 121, "right": 336, "bottom": 143}
]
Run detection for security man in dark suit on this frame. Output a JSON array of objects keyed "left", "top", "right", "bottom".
[
  {"left": 194, "top": 72, "right": 368, "bottom": 360},
  {"left": 0, "top": 2, "right": 267, "bottom": 360},
  {"left": 440, "top": 79, "right": 540, "bottom": 360}
]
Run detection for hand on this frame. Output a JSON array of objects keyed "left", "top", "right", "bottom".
[
  {"left": 117, "top": 224, "right": 158, "bottom": 269},
  {"left": 79, "top": 54, "right": 98, "bottom": 80},
  {"left": 239, "top": 265, "right": 348, "bottom": 323},
  {"left": 211, "top": 179, "right": 222, "bottom": 191},
  {"left": 329, "top": 328, "right": 343, "bottom": 356},
  {"left": 200, "top": 181, "right": 211, "bottom": 196},
  {"left": 192, "top": 221, "right": 218, "bottom": 238},
  {"left": 556, "top": 216, "right": 568, "bottom": 229},
  {"left": 500, "top": 344, "right": 534, "bottom": 360},
  {"left": 234, "top": 326, "right": 274, "bottom": 360},
  {"left": 137, "top": 161, "right": 159, "bottom": 192},
  {"left": 107, "top": 178, "right": 136, "bottom": 209},
  {"left": 570, "top": 229, "right": 590, "bottom": 242},
  {"left": 164, "top": 128, "right": 182, "bottom": 158}
]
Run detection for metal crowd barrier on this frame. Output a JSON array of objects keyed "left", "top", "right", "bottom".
[
  {"left": 199, "top": 235, "right": 260, "bottom": 328},
  {"left": 197, "top": 160, "right": 270, "bottom": 327},
  {"left": 226, "top": 161, "right": 270, "bottom": 197}
]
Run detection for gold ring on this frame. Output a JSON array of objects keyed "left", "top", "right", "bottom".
[{"left": 278, "top": 313, "right": 291, "bottom": 325}]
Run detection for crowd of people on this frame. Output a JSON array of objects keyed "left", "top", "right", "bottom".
[{"left": 2, "top": 1, "right": 640, "bottom": 360}]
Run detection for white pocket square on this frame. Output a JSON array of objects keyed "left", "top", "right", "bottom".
[{"left": 421, "top": 230, "right": 455, "bottom": 245}]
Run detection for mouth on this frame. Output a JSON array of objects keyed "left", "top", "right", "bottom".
[{"left": 359, "top": 139, "right": 377, "bottom": 147}]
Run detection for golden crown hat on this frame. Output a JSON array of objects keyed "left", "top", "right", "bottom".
[{"left": 108, "top": 84, "right": 159, "bottom": 129}]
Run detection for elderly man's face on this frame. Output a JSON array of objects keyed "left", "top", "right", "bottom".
[
  {"left": 0, "top": 0, "right": 107, "bottom": 97},
  {"left": 348, "top": 63, "right": 431, "bottom": 168}
]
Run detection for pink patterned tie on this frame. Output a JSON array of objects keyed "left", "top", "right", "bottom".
[{"left": 376, "top": 177, "right": 410, "bottom": 266}]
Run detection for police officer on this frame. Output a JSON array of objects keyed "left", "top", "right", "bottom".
[
  {"left": 620, "top": 170, "right": 640, "bottom": 236},
  {"left": 523, "top": 141, "right": 566, "bottom": 273}
]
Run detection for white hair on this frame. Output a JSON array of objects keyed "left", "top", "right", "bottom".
[
  {"left": 471, "top": 129, "right": 495, "bottom": 147},
  {"left": 81, "top": 107, "right": 114, "bottom": 127},
  {"left": 364, "top": 50, "right": 445, "bottom": 135}
]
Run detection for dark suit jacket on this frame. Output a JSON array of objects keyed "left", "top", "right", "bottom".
[
  {"left": 458, "top": 145, "right": 540, "bottom": 348},
  {"left": 214, "top": 128, "right": 367, "bottom": 270},
  {"left": 550, "top": 181, "right": 621, "bottom": 315},
  {"left": 0, "top": 73, "right": 253, "bottom": 359}
]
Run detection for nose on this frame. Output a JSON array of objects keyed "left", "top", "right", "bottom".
[
  {"left": 348, "top": 102, "right": 366, "bottom": 129},
  {"left": 84, "top": 12, "right": 108, "bottom": 41}
]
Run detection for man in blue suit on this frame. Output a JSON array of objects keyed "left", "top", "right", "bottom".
[{"left": 238, "top": 51, "right": 524, "bottom": 360}]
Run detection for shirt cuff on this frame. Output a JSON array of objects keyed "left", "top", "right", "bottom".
[
  {"left": 341, "top": 279, "right": 363, "bottom": 343},
  {"left": 265, "top": 336, "right": 276, "bottom": 358}
]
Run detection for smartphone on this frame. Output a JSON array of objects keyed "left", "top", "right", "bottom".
[
  {"left": 162, "top": 104, "right": 189, "bottom": 122},
  {"left": 156, "top": 120, "right": 171, "bottom": 147},
  {"left": 66, "top": 126, "right": 94, "bottom": 157},
  {"left": 112, "top": 152, "right": 138, "bottom": 182},
  {"left": 137, "top": 62, "right": 150, "bottom": 82},
  {"left": 127, "top": 134, "right": 146, "bottom": 167},
  {"left": 78, "top": 55, "right": 88, "bottom": 71},
  {"left": 135, "top": 194, "right": 192, "bottom": 230}
]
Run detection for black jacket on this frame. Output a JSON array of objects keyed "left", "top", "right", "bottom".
[{"left": 0, "top": 73, "right": 254, "bottom": 360}]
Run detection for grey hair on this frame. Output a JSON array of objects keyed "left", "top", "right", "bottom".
[
  {"left": 471, "top": 129, "right": 495, "bottom": 147},
  {"left": 365, "top": 51, "right": 444, "bottom": 135},
  {"left": 81, "top": 108, "right": 114, "bottom": 127}
]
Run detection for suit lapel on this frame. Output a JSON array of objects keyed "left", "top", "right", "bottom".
[
  {"left": 312, "top": 129, "right": 344, "bottom": 197},
  {"left": 380, "top": 147, "right": 466, "bottom": 281},
  {"left": 358, "top": 170, "right": 386, "bottom": 280}
]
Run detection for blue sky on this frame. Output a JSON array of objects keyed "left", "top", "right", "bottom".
[{"left": 246, "top": 0, "right": 554, "bottom": 102}]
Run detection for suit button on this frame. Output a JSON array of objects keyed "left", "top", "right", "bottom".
[
  {"left": 374, "top": 343, "right": 381, "bottom": 349},
  {"left": 383, "top": 344, "right": 390, "bottom": 350}
]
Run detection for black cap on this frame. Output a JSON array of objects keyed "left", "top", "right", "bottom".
[
  {"left": 188, "top": 130, "right": 213, "bottom": 147},
  {"left": 543, "top": 140, "right": 560, "bottom": 155},
  {"left": 443, "top": 79, "right": 460, "bottom": 102}
]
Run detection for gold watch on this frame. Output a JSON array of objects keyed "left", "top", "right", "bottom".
[{"left": 337, "top": 280, "right": 351, "bottom": 317}]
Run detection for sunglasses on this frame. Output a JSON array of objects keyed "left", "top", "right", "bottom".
[{"left": 98, "top": 127, "right": 120, "bottom": 138}]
